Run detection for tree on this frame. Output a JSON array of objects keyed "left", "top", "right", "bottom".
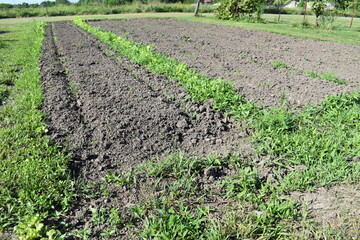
[
  {"left": 216, "top": 0, "right": 266, "bottom": 20},
  {"left": 40, "top": 1, "right": 56, "bottom": 8},
  {"left": 194, "top": 0, "right": 204, "bottom": 16},
  {"left": 55, "top": 0, "right": 71, "bottom": 5},
  {"left": 274, "top": 0, "right": 286, "bottom": 21},
  {"left": 349, "top": 0, "right": 357, "bottom": 27},
  {"left": 20, "top": 2, "right": 30, "bottom": 8},
  {"left": 312, "top": 0, "right": 326, "bottom": 26}
]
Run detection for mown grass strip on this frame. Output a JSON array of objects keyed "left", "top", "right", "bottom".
[
  {"left": 74, "top": 16, "right": 259, "bottom": 121},
  {"left": 0, "top": 23, "right": 74, "bottom": 238}
]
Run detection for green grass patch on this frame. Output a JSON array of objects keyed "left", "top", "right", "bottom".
[
  {"left": 0, "top": 22, "right": 74, "bottom": 238},
  {"left": 0, "top": 3, "right": 216, "bottom": 18},
  {"left": 101, "top": 153, "right": 304, "bottom": 239},
  {"left": 179, "top": 14, "right": 360, "bottom": 45},
  {"left": 306, "top": 71, "right": 348, "bottom": 85},
  {"left": 253, "top": 92, "right": 359, "bottom": 190}
]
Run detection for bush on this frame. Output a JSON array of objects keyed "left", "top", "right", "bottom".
[{"left": 216, "top": 0, "right": 266, "bottom": 20}]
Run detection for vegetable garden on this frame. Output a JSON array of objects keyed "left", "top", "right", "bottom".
[{"left": 0, "top": 15, "right": 359, "bottom": 239}]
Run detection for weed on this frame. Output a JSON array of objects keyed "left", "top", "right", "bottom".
[
  {"left": 69, "top": 81, "right": 78, "bottom": 95},
  {"left": 250, "top": 56, "right": 257, "bottom": 63},
  {"left": 269, "top": 61, "right": 348, "bottom": 85},
  {"left": 306, "top": 71, "right": 347, "bottom": 85},
  {"left": 237, "top": 53, "right": 245, "bottom": 59},
  {"left": 180, "top": 35, "right": 193, "bottom": 42},
  {"left": 270, "top": 60, "right": 288, "bottom": 69}
]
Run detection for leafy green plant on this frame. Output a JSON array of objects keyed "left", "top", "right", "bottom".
[
  {"left": 312, "top": 0, "right": 326, "bottom": 26},
  {"left": 270, "top": 61, "right": 288, "bottom": 69},
  {"left": 306, "top": 71, "right": 347, "bottom": 84},
  {"left": 14, "top": 215, "right": 61, "bottom": 240},
  {"left": 142, "top": 203, "right": 208, "bottom": 239},
  {"left": 215, "top": 0, "right": 266, "bottom": 21}
]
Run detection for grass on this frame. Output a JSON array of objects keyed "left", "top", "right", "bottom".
[
  {"left": 75, "top": 17, "right": 359, "bottom": 238},
  {"left": 98, "top": 153, "right": 304, "bottom": 239},
  {"left": 0, "top": 22, "right": 74, "bottom": 238},
  {"left": 182, "top": 13, "right": 360, "bottom": 45},
  {"left": 1, "top": 12, "right": 359, "bottom": 45},
  {"left": 0, "top": 3, "right": 216, "bottom": 18},
  {"left": 270, "top": 60, "right": 348, "bottom": 84}
]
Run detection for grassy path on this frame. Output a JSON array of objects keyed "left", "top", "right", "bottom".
[{"left": 0, "top": 23, "right": 74, "bottom": 239}]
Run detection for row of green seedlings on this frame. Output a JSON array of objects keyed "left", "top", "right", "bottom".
[
  {"left": 74, "top": 17, "right": 360, "bottom": 238},
  {"left": 270, "top": 61, "right": 348, "bottom": 85},
  {"left": 0, "top": 23, "right": 74, "bottom": 239}
]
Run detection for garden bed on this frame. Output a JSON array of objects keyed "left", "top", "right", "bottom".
[{"left": 90, "top": 18, "right": 360, "bottom": 108}]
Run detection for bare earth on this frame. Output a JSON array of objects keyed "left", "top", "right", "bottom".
[
  {"left": 90, "top": 18, "right": 360, "bottom": 108},
  {"left": 38, "top": 19, "right": 359, "bottom": 238}
]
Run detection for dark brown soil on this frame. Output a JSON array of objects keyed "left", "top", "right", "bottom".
[
  {"left": 89, "top": 18, "right": 360, "bottom": 108},
  {"left": 40, "top": 21, "right": 250, "bottom": 238}
]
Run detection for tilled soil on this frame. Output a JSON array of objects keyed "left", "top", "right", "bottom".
[
  {"left": 40, "top": 21, "right": 250, "bottom": 237},
  {"left": 90, "top": 18, "right": 360, "bottom": 108}
]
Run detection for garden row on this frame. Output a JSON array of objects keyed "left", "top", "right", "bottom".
[{"left": 0, "top": 17, "right": 358, "bottom": 239}]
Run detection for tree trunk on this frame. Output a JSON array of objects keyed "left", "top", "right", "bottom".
[
  {"left": 303, "top": 0, "right": 308, "bottom": 21},
  {"left": 278, "top": 5, "right": 281, "bottom": 21},
  {"left": 350, "top": 0, "right": 357, "bottom": 28},
  {"left": 194, "top": 0, "right": 202, "bottom": 17}
]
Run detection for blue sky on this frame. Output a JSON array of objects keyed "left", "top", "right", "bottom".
[{"left": 0, "top": 0, "right": 77, "bottom": 4}]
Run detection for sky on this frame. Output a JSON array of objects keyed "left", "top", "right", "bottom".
[{"left": 0, "top": 0, "right": 77, "bottom": 4}]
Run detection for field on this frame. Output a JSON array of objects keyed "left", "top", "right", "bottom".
[{"left": 0, "top": 13, "right": 359, "bottom": 239}]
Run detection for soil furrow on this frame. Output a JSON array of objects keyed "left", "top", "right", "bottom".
[
  {"left": 40, "top": 21, "right": 256, "bottom": 238},
  {"left": 43, "top": 22, "right": 248, "bottom": 180},
  {"left": 90, "top": 19, "right": 360, "bottom": 108}
]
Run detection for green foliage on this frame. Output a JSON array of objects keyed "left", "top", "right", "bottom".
[
  {"left": 14, "top": 215, "right": 62, "bottom": 240},
  {"left": 306, "top": 71, "right": 347, "bottom": 84},
  {"left": 270, "top": 61, "right": 347, "bottom": 85},
  {"left": 0, "top": 4, "right": 216, "bottom": 18},
  {"left": 216, "top": 0, "right": 266, "bottom": 21},
  {"left": 312, "top": 0, "right": 326, "bottom": 25},
  {"left": 270, "top": 61, "right": 288, "bottom": 69},
  {"left": 142, "top": 203, "right": 208, "bottom": 239},
  {"left": 253, "top": 92, "right": 360, "bottom": 190},
  {"left": 319, "top": 10, "right": 336, "bottom": 30}
]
